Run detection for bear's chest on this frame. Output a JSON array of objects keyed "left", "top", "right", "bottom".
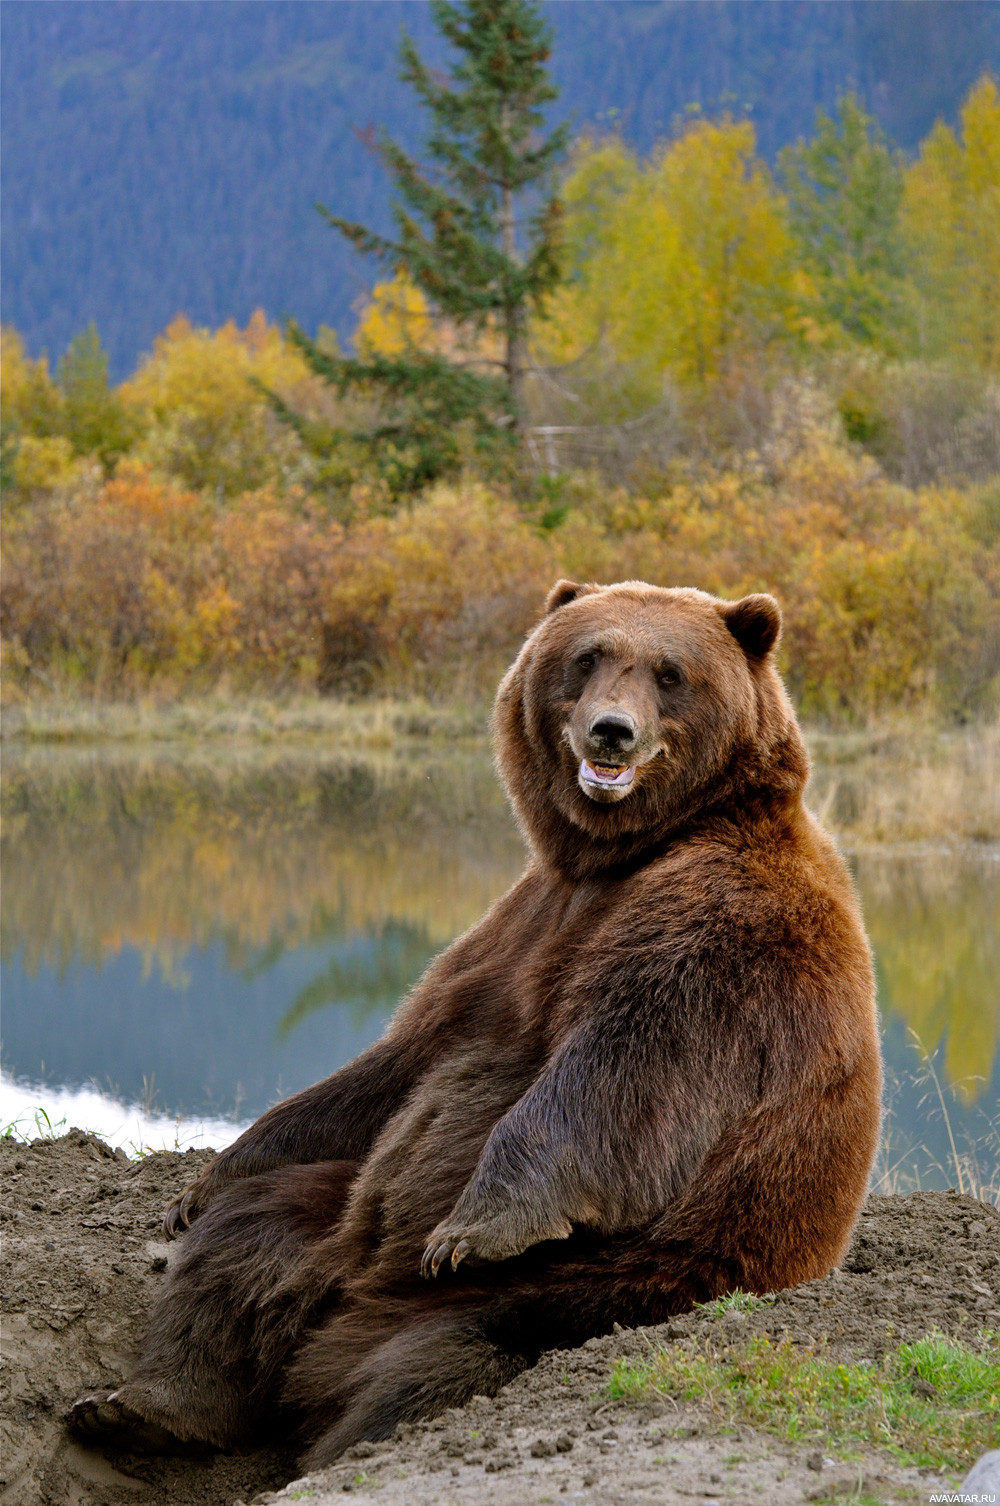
[
  {"left": 489, "top": 874, "right": 652, "bottom": 1044},
  {"left": 337, "top": 1037, "right": 544, "bottom": 1269}
]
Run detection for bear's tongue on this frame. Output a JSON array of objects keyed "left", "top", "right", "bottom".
[{"left": 580, "top": 759, "right": 635, "bottom": 787}]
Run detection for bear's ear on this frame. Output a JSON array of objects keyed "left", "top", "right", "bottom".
[
  {"left": 544, "top": 579, "right": 588, "bottom": 614},
  {"left": 720, "top": 593, "right": 781, "bottom": 659}
]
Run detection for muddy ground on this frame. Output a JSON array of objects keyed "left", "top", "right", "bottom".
[{"left": 2, "top": 1132, "right": 997, "bottom": 1506}]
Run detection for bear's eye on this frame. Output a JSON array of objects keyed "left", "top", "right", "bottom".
[
  {"left": 577, "top": 654, "right": 596, "bottom": 672},
  {"left": 658, "top": 666, "right": 681, "bottom": 687}
]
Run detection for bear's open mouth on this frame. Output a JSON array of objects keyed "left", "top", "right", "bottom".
[{"left": 579, "top": 759, "right": 636, "bottom": 789}]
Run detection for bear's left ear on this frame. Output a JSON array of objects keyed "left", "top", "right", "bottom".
[
  {"left": 720, "top": 593, "right": 781, "bottom": 659},
  {"left": 544, "top": 579, "right": 597, "bottom": 614}
]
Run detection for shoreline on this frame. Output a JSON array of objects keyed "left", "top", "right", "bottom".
[
  {"left": 4, "top": 702, "right": 997, "bottom": 847},
  {"left": 0, "top": 1070, "right": 248, "bottom": 1158},
  {"left": 0, "top": 695, "right": 492, "bottom": 749}
]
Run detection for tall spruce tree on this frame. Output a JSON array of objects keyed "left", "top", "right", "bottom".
[{"left": 282, "top": 0, "right": 568, "bottom": 495}]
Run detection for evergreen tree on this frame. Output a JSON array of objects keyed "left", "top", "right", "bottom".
[
  {"left": 283, "top": 0, "right": 568, "bottom": 493},
  {"left": 779, "top": 96, "right": 909, "bottom": 352}
]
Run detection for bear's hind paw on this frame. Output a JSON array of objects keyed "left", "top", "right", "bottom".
[{"left": 65, "top": 1391, "right": 211, "bottom": 1457}]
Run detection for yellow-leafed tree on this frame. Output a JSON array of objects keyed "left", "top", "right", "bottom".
[
  {"left": 903, "top": 75, "right": 1000, "bottom": 372},
  {"left": 121, "top": 311, "right": 319, "bottom": 496},
  {"left": 0, "top": 327, "right": 88, "bottom": 499},
  {"left": 355, "top": 271, "right": 504, "bottom": 370},
  {"left": 539, "top": 118, "right": 796, "bottom": 403}
]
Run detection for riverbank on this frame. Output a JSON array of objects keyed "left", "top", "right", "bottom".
[
  {"left": 4, "top": 696, "right": 998, "bottom": 847},
  {"left": 1, "top": 1132, "right": 997, "bottom": 1506},
  {"left": 0, "top": 694, "right": 489, "bottom": 750}
]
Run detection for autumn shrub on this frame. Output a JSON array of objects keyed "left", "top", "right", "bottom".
[
  {"left": 555, "top": 428, "right": 999, "bottom": 717},
  {"left": 3, "top": 393, "right": 997, "bottom": 714},
  {"left": 4, "top": 470, "right": 994, "bottom": 715},
  {"left": 823, "top": 357, "right": 1000, "bottom": 489},
  {"left": 2, "top": 468, "right": 218, "bottom": 687},
  {"left": 1, "top": 476, "right": 351, "bottom": 691},
  {"left": 322, "top": 486, "right": 554, "bottom": 697},
  {"left": 1, "top": 471, "right": 553, "bottom": 699}
]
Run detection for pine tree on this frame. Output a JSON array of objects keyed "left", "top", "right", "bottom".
[{"left": 282, "top": 0, "right": 568, "bottom": 494}]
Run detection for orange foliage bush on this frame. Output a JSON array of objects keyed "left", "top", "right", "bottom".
[
  {"left": 3, "top": 418, "right": 997, "bottom": 714},
  {"left": 2, "top": 470, "right": 552, "bottom": 698},
  {"left": 557, "top": 431, "right": 998, "bottom": 715},
  {"left": 322, "top": 488, "right": 553, "bottom": 695},
  {"left": 4, "top": 468, "right": 220, "bottom": 684}
]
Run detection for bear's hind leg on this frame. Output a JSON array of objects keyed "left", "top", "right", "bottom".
[
  {"left": 287, "top": 1306, "right": 527, "bottom": 1469},
  {"left": 68, "top": 1160, "right": 357, "bottom": 1453}
]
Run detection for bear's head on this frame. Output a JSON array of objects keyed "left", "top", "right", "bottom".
[{"left": 493, "top": 580, "right": 809, "bottom": 877}]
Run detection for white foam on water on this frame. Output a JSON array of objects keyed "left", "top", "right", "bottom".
[{"left": 0, "top": 1070, "right": 249, "bottom": 1156}]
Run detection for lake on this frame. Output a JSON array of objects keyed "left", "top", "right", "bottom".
[{"left": 2, "top": 741, "right": 997, "bottom": 1197}]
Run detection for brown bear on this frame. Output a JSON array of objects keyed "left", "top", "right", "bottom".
[{"left": 67, "top": 580, "right": 881, "bottom": 1473}]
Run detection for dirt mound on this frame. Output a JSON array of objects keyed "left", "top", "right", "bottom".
[
  {"left": 263, "top": 1191, "right": 999, "bottom": 1506},
  {"left": 1, "top": 1132, "right": 293, "bottom": 1506},
  {"left": 2, "top": 1134, "right": 997, "bottom": 1506}
]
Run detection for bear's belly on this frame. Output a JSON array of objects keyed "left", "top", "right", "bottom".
[{"left": 336, "top": 1041, "right": 543, "bottom": 1275}]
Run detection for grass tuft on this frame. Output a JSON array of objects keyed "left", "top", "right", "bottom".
[
  {"left": 608, "top": 1329, "right": 999, "bottom": 1471},
  {"left": 695, "top": 1288, "right": 776, "bottom": 1318},
  {"left": 1, "top": 1106, "right": 68, "bottom": 1142}
]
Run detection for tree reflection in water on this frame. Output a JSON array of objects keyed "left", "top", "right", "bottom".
[{"left": 2, "top": 743, "right": 996, "bottom": 1186}]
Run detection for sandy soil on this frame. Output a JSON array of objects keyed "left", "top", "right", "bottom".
[{"left": 2, "top": 1131, "right": 997, "bottom": 1506}]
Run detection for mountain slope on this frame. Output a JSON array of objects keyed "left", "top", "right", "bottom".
[{"left": 3, "top": 0, "right": 997, "bottom": 377}]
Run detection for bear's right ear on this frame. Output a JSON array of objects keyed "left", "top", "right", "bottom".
[
  {"left": 545, "top": 580, "right": 591, "bottom": 614},
  {"left": 720, "top": 593, "right": 782, "bottom": 659}
]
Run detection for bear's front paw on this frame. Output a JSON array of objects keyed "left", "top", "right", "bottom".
[
  {"left": 420, "top": 1224, "right": 477, "bottom": 1278},
  {"left": 420, "top": 1211, "right": 572, "bottom": 1278},
  {"left": 162, "top": 1179, "right": 209, "bottom": 1239},
  {"left": 161, "top": 1171, "right": 223, "bottom": 1240}
]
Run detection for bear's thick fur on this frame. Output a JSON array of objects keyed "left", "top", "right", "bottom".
[{"left": 67, "top": 581, "right": 881, "bottom": 1472}]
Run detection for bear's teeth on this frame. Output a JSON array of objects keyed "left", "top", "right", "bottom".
[{"left": 581, "top": 759, "right": 636, "bottom": 787}]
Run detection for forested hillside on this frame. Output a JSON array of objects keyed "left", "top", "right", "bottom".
[{"left": 3, "top": 0, "right": 998, "bottom": 377}]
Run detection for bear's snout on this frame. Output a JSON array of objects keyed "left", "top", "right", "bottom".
[
  {"left": 563, "top": 669, "right": 667, "bottom": 804},
  {"left": 587, "top": 711, "right": 638, "bottom": 757}
]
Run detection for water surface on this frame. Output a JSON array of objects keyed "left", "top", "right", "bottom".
[{"left": 3, "top": 744, "right": 997, "bottom": 1192}]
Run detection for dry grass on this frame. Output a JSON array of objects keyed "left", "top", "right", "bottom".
[
  {"left": 0, "top": 693, "right": 490, "bottom": 749},
  {"left": 806, "top": 720, "right": 999, "bottom": 846},
  {"left": 5, "top": 700, "right": 997, "bottom": 846},
  {"left": 873, "top": 1033, "right": 1000, "bottom": 1206}
]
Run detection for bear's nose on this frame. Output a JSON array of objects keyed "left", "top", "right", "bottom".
[{"left": 588, "top": 712, "right": 638, "bottom": 751}]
